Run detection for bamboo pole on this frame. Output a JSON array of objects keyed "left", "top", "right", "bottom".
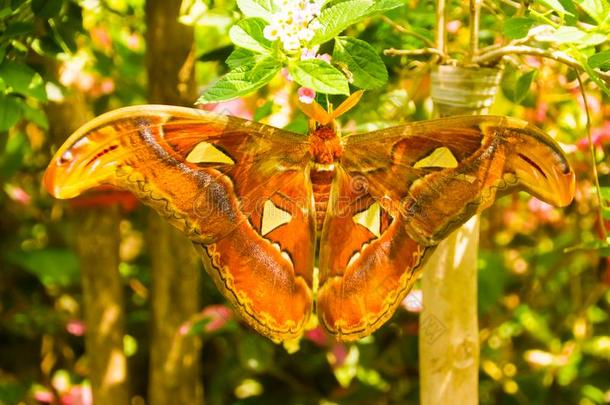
[{"left": 419, "top": 64, "right": 502, "bottom": 405}]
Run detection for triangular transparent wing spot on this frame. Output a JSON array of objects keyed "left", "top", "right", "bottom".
[
  {"left": 352, "top": 202, "right": 381, "bottom": 237},
  {"left": 261, "top": 200, "right": 293, "bottom": 236},
  {"left": 413, "top": 146, "right": 458, "bottom": 169},
  {"left": 186, "top": 142, "right": 235, "bottom": 164}
]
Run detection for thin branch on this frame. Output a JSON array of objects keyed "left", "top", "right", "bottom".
[
  {"left": 469, "top": 0, "right": 481, "bottom": 61},
  {"left": 380, "top": 16, "right": 435, "bottom": 47},
  {"left": 577, "top": 71, "right": 608, "bottom": 240},
  {"left": 384, "top": 47, "right": 446, "bottom": 58},
  {"left": 435, "top": 0, "right": 447, "bottom": 55},
  {"left": 473, "top": 45, "right": 610, "bottom": 80},
  {"left": 498, "top": 0, "right": 523, "bottom": 9}
]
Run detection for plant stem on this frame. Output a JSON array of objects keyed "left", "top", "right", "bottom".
[
  {"left": 435, "top": 0, "right": 447, "bottom": 55},
  {"left": 469, "top": 0, "right": 481, "bottom": 61},
  {"left": 474, "top": 45, "right": 610, "bottom": 80},
  {"left": 384, "top": 47, "right": 446, "bottom": 57},
  {"left": 381, "top": 16, "right": 435, "bottom": 47},
  {"left": 577, "top": 71, "right": 608, "bottom": 240}
]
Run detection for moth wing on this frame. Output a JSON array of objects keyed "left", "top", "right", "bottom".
[
  {"left": 45, "top": 105, "right": 316, "bottom": 342},
  {"left": 317, "top": 115, "right": 574, "bottom": 340}
]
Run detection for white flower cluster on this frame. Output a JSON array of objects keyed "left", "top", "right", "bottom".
[{"left": 263, "top": 0, "right": 324, "bottom": 52}]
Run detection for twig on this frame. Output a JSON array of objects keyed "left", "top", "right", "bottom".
[
  {"left": 473, "top": 45, "right": 610, "bottom": 80},
  {"left": 436, "top": 0, "right": 447, "bottom": 55},
  {"left": 498, "top": 0, "right": 523, "bottom": 9},
  {"left": 469, "top": 0, "right": 481, "bottom": 61},
  {"left": 384, "top": 47, "right": 446, "bottom": 58},
  {"left": 381, "top": 16, "right": 435, "bottom": 47},
  {"left": 577, "top": 71, "right": 608, "bottom": 240}
]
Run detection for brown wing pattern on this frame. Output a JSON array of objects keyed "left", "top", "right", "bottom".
[
  {"left": 341, "top": 115, "right": 574, "bottom": 245},
  {"left": 44, "top": 105, "right": 316, "bottom": 342},
  {"left": 318, "top": 115, "right": 574, "bottom": 340}
]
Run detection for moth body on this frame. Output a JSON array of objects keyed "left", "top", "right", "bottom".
[{"left": 309, "top": 125, "right": 343, "bottom": 231}]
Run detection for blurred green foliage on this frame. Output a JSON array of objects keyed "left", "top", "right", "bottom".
[{"left": 1, "top": 0, "right": 610, "bottom": 404}]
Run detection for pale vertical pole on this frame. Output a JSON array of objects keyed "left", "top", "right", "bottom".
[{"left": 419, "top": 65, "right": 502, "bottom": 405}]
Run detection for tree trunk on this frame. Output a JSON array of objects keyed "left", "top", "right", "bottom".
[
  {"left": 419, "top": 65, "right": 502, "bottom": 405},
  {"left": 46, "top": 87, "right": 130, "bottom": 405},
  {"left": 144, "top": 1, "right": 203, "bottom": 404},
  {"left": 76, "top": 206, "right": 130, "bottom": 405}
]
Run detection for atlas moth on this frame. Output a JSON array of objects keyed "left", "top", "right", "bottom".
[{"left": 45, "top": 91, "right": 574, "bottom": 342}]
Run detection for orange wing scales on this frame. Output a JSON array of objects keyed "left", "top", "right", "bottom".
[{"left": 45, "top": 106, "right": 575, "bottom": 343}]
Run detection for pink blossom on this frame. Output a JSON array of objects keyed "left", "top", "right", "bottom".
[
  {"left": 76, "top": 73, "right": 95, "bottom": 92},
  {"left": 33, "top": 389, "right": 54, "bottom": 403},
  {"left": 577, "top": 121, "right": 610, "bottom": 150},
  {"left": 201, "top": 305, "right": 232, "bottom": 332},
  {"left": 199, "top": 98, "right": 253, "bottom": 120},
  {"left": 126, "top": 33, "right": 141, "bottom": 50},
  {"left": 304, "top": 326, "right": 329, "bottom": 347},
  {"left": 535, "top": 101, "right": 548, "bottom": 123},
  {"left": 61, "top": 385, "right": 92, "bottom": 405},
  {"left": 300, "top": 48, "right": 318, "bottom": 60},
  {"left": 330, "top": 343, "right": 348, "bottom": 368},
  {"left": 5, "top": 185, "right": 31, "bottom": 205},
  {"left": 91, "top": 27, "right": 112, "bottom": 50},
  {"left": 281, "top": 67, "right": 294, "bottom": 82},
  {"left": 100, "top": 78, "right": 115, "bottom": 95},
  {"left": 524, "top": 56, "right": 542, "bottom": 68},
  {"left": 298, "top": 87, "right": 316, "bottom": 104},
  {"left": 317, "top": 53, "right": 331, "bottom": 63},
  {"left": 447, "top": 20, "right": 461, "bottom": 34},
  {"left": 66, "top": 320, "right": 86, "bottom": 336}
]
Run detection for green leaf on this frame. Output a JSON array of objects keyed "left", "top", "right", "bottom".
[
  {"left": 577, "top": 51, "right": 610, "bottom": 97},
  {"left": 536, "top": 26, "right": 606, "bottom": 46},
  {"left": 229, "top": 17, "right": 272, "bottom": 54},
  {"left": 22, "top": 103, "right": 49, "bottom": 129},
  {"left": 0, "top": 61, "right": 47, "bottom": 100},
  {"left": 5, "top": 249, "right": 80, "bottom": 288},
  {"left": 197, "top": 56, "right": 281, "bottom": 103},
  {"left": 235, "top": 0, "right": 273, "bottom": 21},
  {"left": 0, "top": 47, "right": 6, "bottom": 64},
  {"left": 576, "top": 0, "right": 610, "bottom": 24},
  {"left": 600, "top": 186, "right": 610, "bottom": 201},
  {"left": 503, "top": 17, "right": 537, "bottom": 39},
  {"left": 310, "top": 0, "right": 374, "bottom": 45},
  {"left": 558, "top": 0, "right": 579, "bottom": 23},
  {"left": 31, "top": 0, "right": 63, "bottom": 18},
  {"left": 226, "top": 47, "right": 259, "bottom": 69},
  {"left": 0, "top": 7, "right": 12, "bottom": 19},
  {"left": 289, "top": 59, "right": 350, "bottom": 95},
  {"left": 588, "top": 50, "right": 610, "bottom": 70},
  {"left": 254, "top": 100, "right": 273, "bottom": 121},
  {"left": 364, "top": 0, "right": 404, "bottom": 14},
  {"left": 333, "top": 36, "right": 387, "bottom": 89},
  {"left": 535, "top": 0, "right": 572, "bottom": 15},
  {"left": 0, "top": 131, "right": 28, "bottom": 178},
  {"left": 0, "top": 94, "right": 22, "bottom": 132},
  {"left": 4, "top": 21, "right": 35, "bottom": 38},
  {"left": 515, "top": 70, "right": 537, "bottom": 103}
]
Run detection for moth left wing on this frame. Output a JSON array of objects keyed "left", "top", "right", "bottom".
[
  {"left": 317, "top": 115, "right": 574, "bottom": 340},
  {"left": 44, "top": 105, "right": 316, "bottom": 342},
  {"left": 340, "top": 115, "right": 575, "bottom": 246}
]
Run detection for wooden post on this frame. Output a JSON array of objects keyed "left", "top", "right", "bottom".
[
  {"left": 419, "top": 65, "right": 502, "bottom": 405},
  {"left": 46, "top": 86, "right": 130, "bottom": 405},
  {"left": 144, "top": 0, "right": 204, "bottom": 404}
]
